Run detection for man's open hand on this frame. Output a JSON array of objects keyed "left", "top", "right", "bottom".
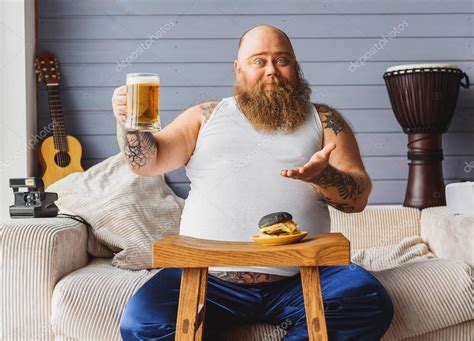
[{"left": 280, "top": 143, "right": 336, "bottom": 182}]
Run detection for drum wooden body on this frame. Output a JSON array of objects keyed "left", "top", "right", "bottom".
[{"left": 383, "top": 64, "right": 470, "bottom": 209}]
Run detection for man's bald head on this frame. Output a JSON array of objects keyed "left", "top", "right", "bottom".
[
  {"left": 238, "top": 25, "right": 291, "bottom": 48},
  {"left": 237, "top": 25, "right": 296, "bottom": 61}
]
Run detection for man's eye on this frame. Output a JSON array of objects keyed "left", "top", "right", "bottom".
[
  {"left": 254, "top": 58, "right": 264, "bottom": 65},
  {"left": 276, "top": 58, "right": 289, "bottom": 65}
]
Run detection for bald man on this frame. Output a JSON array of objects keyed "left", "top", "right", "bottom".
[{"left": 115, "top": 26, "right": 393, "bottom": 340}]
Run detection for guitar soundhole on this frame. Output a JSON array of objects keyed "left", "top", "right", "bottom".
[{"left": 54, "top": 151, "right": 71, "bottom": 167}]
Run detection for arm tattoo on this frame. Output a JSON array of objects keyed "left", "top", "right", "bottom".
[
  {"left": 321, "top": 112, "right": 349, "bottom": 135},
  {"left": 123, "top": 131, "right": 158, "bottom": 170},
  {"left": 117, "top": 123, "right": 158, "bottom": 170},
  {"left": 311, "top": 165, "right": 364, "bottom": 200},
  {"left": 208, "top": 270, "right": 289, "bottom": 284},
  {"left": 315, "top": 103, "right": 349, "bottom": 135},
  {"left": 324, "top": 197, "right": 356, "bottom": 213},
  {"left": 199, "top": 101, "right": 219, "bottom": 125}
]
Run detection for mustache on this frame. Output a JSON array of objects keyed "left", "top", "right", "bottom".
[{"left": 257, "top": 76, "right": 289, "bottom": 90}]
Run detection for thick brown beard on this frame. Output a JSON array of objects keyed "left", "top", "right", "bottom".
[{"left": 233, "top": 63, "right": 312, "bottom": 134}]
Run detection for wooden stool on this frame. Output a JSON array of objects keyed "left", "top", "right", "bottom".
[{"left": 152, "top": 233, "right": 350, "bottom": 341}]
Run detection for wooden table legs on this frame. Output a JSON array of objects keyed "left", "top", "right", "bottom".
[
  {"left": 176, "top": 268, "right": 208, "bottom": 341},
  {"left": 174, "top": 266, "right": 328, "bottom": 341},
  {"left": 300, "top": 266, "right": 328, "bottom": 341}
]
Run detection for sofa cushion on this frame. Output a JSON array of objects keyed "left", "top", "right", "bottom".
[
  {"left": 351, "top": 238, "right": 472, "bottom": 339},
  {"left": 47, "top": 152, "right": 185, "bottom": 270},
  {"left": 51, "top": 258, "right": 286, "bottom": 341},
  {"left": 51, "top": 248, "right": 472, "bottom": 340},
  {"left": 51, "top": 258, "right": 160, "bottom": 340},
  {"left": 352, "top": 236, "right": 435, "bottom": 271},
  {"left": 403, "top": 321, "right": 473, "bottom": 341},
  {"left": 375, "top": 259, "right": 473, "bottom": 340},
  {"left": 329, "top": 205, "right": 421, "bottom": 250}
]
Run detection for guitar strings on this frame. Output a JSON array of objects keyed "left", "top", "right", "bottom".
[
  {"left": 48, "top": 87, "right": 67, "bottom": 171},
  {"left": 48, "top": 87, "right": 62, "bottom": 168},
  {"left": 55, "top": 87, "right": 66, "bottom": 170}
]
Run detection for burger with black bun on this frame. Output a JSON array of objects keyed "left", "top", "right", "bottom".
[{"left": 257, "top": 211, "right": 303, "bottom": 238}]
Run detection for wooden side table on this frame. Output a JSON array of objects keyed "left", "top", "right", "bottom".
[{"left": 152, "top": 233, "right": 350, "bottom": 341}]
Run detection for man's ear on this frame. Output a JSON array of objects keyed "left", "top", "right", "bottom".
[{"left": 234, "top": 59, "right": 240, "bottom": 75}]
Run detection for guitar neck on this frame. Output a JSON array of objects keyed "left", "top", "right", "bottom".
[{"left": 46, "top": 85, "right": 68, "bottom": 152}]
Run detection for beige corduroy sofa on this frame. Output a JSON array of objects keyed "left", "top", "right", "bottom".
[{"left": 2, "top": 205, "right": 473, "bottom": 340}]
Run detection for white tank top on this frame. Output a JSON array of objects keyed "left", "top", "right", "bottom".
[{"left": 179, "top": 96, "right": 330, "bottom": 276}]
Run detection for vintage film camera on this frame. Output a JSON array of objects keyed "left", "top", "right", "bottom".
[{"left": 9, "top": 177, "right": 58, "bottom": 218}]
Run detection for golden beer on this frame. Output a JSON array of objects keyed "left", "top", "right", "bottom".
[{"left": 125, "top": 73, "right": 161, "bottom": 132}]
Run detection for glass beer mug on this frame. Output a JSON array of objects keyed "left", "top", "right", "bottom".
[{"left": 125, "top": 73, "right": 161, "bottom": 132}]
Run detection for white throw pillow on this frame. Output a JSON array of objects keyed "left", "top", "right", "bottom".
[{"left": 47, "top": 152, "right": 185, "bottom": 270}]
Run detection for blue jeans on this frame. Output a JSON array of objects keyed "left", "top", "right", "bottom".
[{"left": 120, "top": 265, "right": 393, "bottom": 341}]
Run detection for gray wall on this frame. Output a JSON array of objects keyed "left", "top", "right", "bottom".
[{"left": 38, "top": 0, "right": 474, "bottom": 204}]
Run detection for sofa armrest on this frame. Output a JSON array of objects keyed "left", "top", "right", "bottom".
[
  {"left": 329, "top": 205, "right": 421, "bottom": 250},
  {"left": 421, "top": 206, "right": 474, "bottom": 267},
  {"left": 1, "top": 217, "right": 89, "bottom": 340}
]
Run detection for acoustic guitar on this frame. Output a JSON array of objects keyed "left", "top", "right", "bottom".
[{"left": 35, "top": 52, "right": 84, "bottom": 188}]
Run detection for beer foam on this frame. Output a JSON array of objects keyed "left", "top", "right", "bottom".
[{"left": 126, "top": 75, "right": 160, "bottom": 85}]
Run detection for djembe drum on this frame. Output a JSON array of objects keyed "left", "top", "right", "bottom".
[{"left": 383, "top": 64, "right": 470, "bottom": 209}]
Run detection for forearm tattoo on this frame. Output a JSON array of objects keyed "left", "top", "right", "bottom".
[
  {"left": 116, "top": 122, "right": 158, "bottom": 170},
  {"left": 324, "top": 197, "right": 356, "bottom": 213},
  {"left": 208, "top": 271, "right": 289, "bottom": 284},
  {"left": 315, "top": 103, "right": 349, "bottom": 135},
  {"left": 311, "top": 165, "right": 364, "bottom": 200},
  {"left": 199, "top": 101, "right": 219, "bottom": 125},
  {"left": 118, "top": 128, "right": 158, "bottom": 170}
]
